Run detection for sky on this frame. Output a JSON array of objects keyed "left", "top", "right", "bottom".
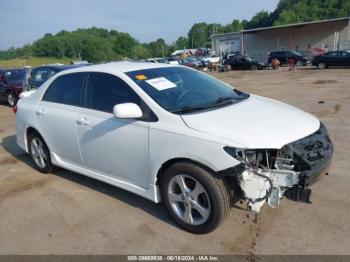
[{"left": 0, "top": 0, "right": 279, "bottom": 50}]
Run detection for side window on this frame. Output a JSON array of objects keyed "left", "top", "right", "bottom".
[
  {"left": 85, "top": 73, "right": 141, "bottom": 113},
  {"left": 43, "top": 73, "right": 85, "bottom": 106},
  {"left": 326, "top": 52, "right": 336, "bottom": 57}
]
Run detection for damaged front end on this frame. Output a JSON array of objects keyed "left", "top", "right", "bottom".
[{"left": 224, "top": 123, "right": 333, "bottom": 213}]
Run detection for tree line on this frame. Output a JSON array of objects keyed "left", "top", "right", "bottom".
[{"left": 1, "top": 0, "right": 349, "bottom": 62}]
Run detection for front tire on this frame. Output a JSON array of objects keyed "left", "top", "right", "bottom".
[
  {"left": 161, "top": 162, "right": 230, "bottom": 234},
  {"left": 296, "top": 61, "right": 303, "bottom": 67},
  {"left": 28, "top": 132, "right": 53, "bottom": 173},
  {"left": 251, "top": 65, "right": 258, "bottom": 70}
]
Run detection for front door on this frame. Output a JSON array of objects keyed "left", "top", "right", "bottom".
[{"left": 76, "top": 72, "right": 150, "bottom": 188}]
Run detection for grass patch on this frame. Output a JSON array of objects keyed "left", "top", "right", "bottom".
[{"left": 0, "top": 56, "right": 77, "bottom": 68}]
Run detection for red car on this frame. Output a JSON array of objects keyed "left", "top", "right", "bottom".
[{"left": 1, "top": 68, "right": 31, "bottom": 106}]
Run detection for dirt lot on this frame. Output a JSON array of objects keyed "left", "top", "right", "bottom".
[{"left": 0, "top": 67, "right": 349, "bottom": 255}]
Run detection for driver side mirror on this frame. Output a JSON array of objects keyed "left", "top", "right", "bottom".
[{"left": 113, "top": 103, "right": 143, "bottom": 119}]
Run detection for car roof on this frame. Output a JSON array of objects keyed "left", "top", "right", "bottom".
[
  {"left": 58, "top": 61, "right": 174, "bottom": 75},
  {"left": 33, "top": 64, "right": 87, "bottom": 71},
  {"left": 4, "top": 67, "right": 31, "bottom": 72}
]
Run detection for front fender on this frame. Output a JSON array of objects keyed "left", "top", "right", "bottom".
[{"left": 148, "top": 128, "right": 241, "bottom": 202}]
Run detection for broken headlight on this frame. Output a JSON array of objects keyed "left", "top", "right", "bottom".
[{"left": 224, "top": 147, "right": 275, "bottom": 170}]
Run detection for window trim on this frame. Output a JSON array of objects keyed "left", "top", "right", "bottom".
[
  {"left": 82, "top": 72, "right": 158, "bottom": 122},
  {"left": 42, "top": 72, "right": 87, "bottom": 108}
]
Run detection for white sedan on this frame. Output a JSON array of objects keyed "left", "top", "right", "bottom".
[{"left": 16, "top": 62, "right": 333, "bottom": 233}]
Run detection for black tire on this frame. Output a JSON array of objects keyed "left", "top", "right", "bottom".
[
  {"left": 296, "top": 61, "right": 303, "bottom": 67},
  {"left": 318, "top": 62, "right": 327, "bottom": 69},
  {"left": 28, "top": 132, "right": 54, "bottom": 173},
  {"left": 7, "top": 92, "right": 18, "bottom": 107},
  {"left": 251, "top": 65, "right": 258, "bottom": 70},
  {"left": 160, "top": 162, "right": 231, "bottom": 234}
]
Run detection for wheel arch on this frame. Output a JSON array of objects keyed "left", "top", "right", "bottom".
[
  {"left": 155, "top": 157, "right": 216, "bottom": 187},
  {"left": 25, "top": 126, "right": 51, "bottom": 152}
]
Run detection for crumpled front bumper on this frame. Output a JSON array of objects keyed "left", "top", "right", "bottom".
[
  {"left": 229, "top": 122, "right": 334, "bottom": 211},
  {"left": 289, "top": 122, "right": 334, "bottom": 186},
  {"left": 283, "top": 123, "right": 334, "bottom": 203}
]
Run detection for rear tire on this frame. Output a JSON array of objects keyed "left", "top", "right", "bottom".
[
  {"left": 7, "top": 92, "right": 17, "bottom": 107},
  {"left": 28, "top": 132, "right": 53, "bottom": 173},
  {"left": 318, "top": 62, "right": 327, "bottom": 69},
  {"left": 161, "top": 162, "right": 231, "bottom": 234}
]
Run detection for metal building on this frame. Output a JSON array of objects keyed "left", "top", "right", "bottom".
[{"left": 211, "top": 17, "right": 350, "bottom": 61}]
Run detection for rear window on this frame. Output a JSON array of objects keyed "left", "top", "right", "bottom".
[{"left": 42, "top": 73, "right": 85, "bottom": 106}]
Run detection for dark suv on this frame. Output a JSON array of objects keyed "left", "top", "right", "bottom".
[
  {"left": 225, "top": 55, "right": 265, "bottom": 70},
  {"left": 28, "top": 64, "right": 88, "bottom": 91},
  {"left": 0, "top": 68, "right": 31, "bottom": 106},
  {"left": 268, "top": 51, "right": 308, "bottom": 66},
  {"left": 0, "top": 69, "right": 6, "bottom": 95}
]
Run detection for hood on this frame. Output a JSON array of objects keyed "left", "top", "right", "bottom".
[{"left": 181, "top": 95, "right": 320, "bottom": 149}]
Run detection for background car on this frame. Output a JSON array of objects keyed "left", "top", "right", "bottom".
[
  {"left": 0, "top": 67, "right": 31, "bottom": 106},
  {"left": 312, "top": 51, "right": 350, "bottom": 69},
  {"left": 0, "top": 69, "right": 6, "bottom": 97},
  {"left": 166, "top": 57, "right": 180, "bottom": 65},
  {"left": 225, "top": 55, "right": 265, "bottom": 70},
  {"left": 146, "top": 58, "right": 169, "bottom": 64},
  {"left": 268, "top": 51, "right": 308, "bottom": 66},
  {"left": 179, "top": 57, "right": 206, "bottom": 70},
  {"left": 27, "top": 64, "right": 88, "bottom": 90},
  {"left": 201, "top": 55, "right": 220, "bottom": 64}
]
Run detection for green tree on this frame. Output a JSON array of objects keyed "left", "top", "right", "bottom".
[
  {"left": 174, "top": 36, "right": 189, "bottom": 50},
  {"left": 131, "top": 45, "right": 151, "bottom": 59},
  {"left": 147, "top": 38, "right": 168, "bottom": 57},
  {"left": 246, "top": 11, "right": 272, "bottom": 29},
  {"left": 188, "top": 23, "right": 208, "bottom": 48}
]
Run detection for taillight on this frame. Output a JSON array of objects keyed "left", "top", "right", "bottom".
[{"left": 12, "top": 105, "right": 18, "bottom": 114}]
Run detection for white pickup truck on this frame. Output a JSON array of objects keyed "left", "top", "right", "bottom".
[{"left": 201, "top": 55, "right": 220, "bottom": 64}]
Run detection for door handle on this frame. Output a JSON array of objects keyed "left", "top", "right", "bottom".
[
  {"left": 76, "top": 117, "right": 90, "bottom": 126},
  {"left": 35, "top": 108, "right": 45, "bottom": 116}
]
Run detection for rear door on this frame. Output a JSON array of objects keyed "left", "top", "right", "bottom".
[
  {"left": 35, "top": 73, "right": 85, "bottom": 165},
  {"left": 76, "top": 72, "right": 150, "bottom": 188}
]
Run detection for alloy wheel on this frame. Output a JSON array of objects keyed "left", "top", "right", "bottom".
[
  {"left": 167, "top": 174, "right": 211, "bottom": 226},
  {"left": 318, "top": 63, "right": 326, "bottom": 69},
  {"left": 30, "top": 137, "right": 48, "bottom": 169},
  {"left": 7, "top": 93, "right": 15, "bottom": 106}
]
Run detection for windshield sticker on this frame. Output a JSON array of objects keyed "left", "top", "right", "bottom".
[
  {"left": 136, "top": 74, "right": 147, "bottom": 80},
  {"left": 146, "top": 77, "right": 177, "bottom": 91}
]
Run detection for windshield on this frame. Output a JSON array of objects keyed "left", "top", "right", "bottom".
[
  {"left": 126, "top": 67, "right": 249, "bottom": 113},
  {"left": 292, "top": 51, "right": 303, "bottom": 56},
  {"left": 5, "top": 69, "right": 27, "bottom": 82},
  {"left": 245, "top": 57, "right": 253, "bottom": 62},
  {"left": 155, "top": 58, "right": 168, "bottom": 64}
]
